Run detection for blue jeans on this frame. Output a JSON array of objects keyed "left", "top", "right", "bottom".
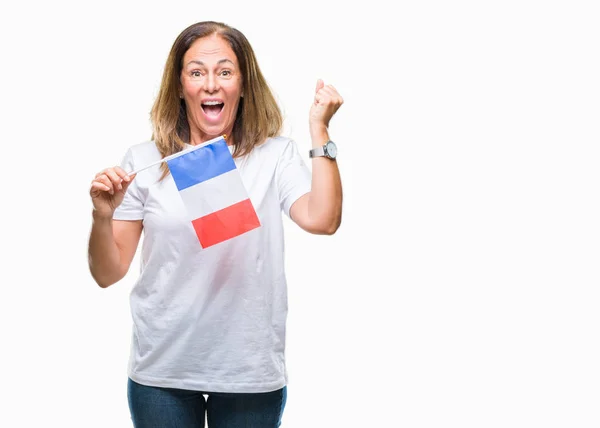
[{"left": 127, "top": 378, "right": 287, "bottom": 428}]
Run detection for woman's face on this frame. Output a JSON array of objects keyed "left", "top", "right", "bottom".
[{"left": 180, "top": 34, "right": 243, "bottom": 144}]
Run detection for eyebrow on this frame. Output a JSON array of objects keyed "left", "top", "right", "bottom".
[{"left": 186, "top": 59, "right": 235, "bottom": 67}]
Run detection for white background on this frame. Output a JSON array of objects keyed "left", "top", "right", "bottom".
[{"left": 0, "top": 0, "right": 599, "bottom": 427}]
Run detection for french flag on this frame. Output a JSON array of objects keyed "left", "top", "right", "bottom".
[{"left": 166, "top": 137, "right": 261, "bottom": 248}]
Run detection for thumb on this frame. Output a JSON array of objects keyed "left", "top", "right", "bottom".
[{"left": 315, "top": 79, "right": 324, "bottom": 94}]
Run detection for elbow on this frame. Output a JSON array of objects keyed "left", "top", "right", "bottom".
[
  {"left": 321, "top": 204, "right": 343, "bottom": 235},
  {"left": 96, "top": 278, "right": 117, "bottom": 289},
  {"left": 89, "top": 264, "right": 125, "bottom": 289},
  {"left": 91, "top": 272, "right": 118, "bottom": 289},
  {"left": 324, "top": 219, "right": 341, "bottom": 235},
  {"left": 315, "top": 216, "right": 342, "bottom": 235}
]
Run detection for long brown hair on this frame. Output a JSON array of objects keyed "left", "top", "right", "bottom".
[{"left": 151, "top": 21, "right": 283, "bottom": 179}]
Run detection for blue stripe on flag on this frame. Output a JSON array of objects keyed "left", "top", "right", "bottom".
[{"left": 166, "top": 138, "right": 236, "bottom": 191}]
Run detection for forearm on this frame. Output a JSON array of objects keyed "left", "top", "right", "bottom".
[
  {"left": 307, "top": 127, "right": 343, "bottom": 234},
  {"left": 88, "top": 212, "right": 125, "bottom": 287}
]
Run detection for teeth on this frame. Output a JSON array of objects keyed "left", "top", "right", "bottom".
[{"left": 202, "top": 101, "right": 223, "bottom": 106}]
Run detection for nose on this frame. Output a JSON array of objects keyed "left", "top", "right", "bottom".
[{"left": 204, "top": 72, "right": 219, "bottom": 93}]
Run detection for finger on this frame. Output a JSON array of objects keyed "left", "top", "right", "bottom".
[
  {"left": 104, "top": 169, "right": 124, "bottom": 191},
  {"left": 315, "top": 94, "right": 335, "bottom": 107},
  {"left": 121, "top": 173, "right": 137, "bottom": 192},
  {"left": 323, "top": 84, "right": 343, "bottom": 102},
  {"left": 321, "top": 88, "right": 344, "bottom": 107},
  {"left": 95, "top": 166, "right": 125, "bottom": 180},
  {"left": 95, "top": 175, "right": 115, "bottom": 194},
  {"left": 114, "top": 166, "right": 130, "bottom": 182},
  {"left": 316, "top": 86, "right": 334, "bottom": 101},
  {"left": 91, "top": 181, "right": 111, "bottom": 193},
  {"left": 321, "top": 86, "right": 339, "bottom": 98},
  {"left": 315, "top": 79, "right": 325, "bottom": 94}
]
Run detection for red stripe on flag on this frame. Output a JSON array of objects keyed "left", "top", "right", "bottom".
[{"left": 191, "top": 198, "right": 261, "bottom": 248}]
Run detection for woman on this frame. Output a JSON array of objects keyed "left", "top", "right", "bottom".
[{"left": 88, "top": 21, "right": 343, "bottom": 427}]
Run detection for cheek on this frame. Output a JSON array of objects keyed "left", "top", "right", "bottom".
[
  {"left": 224, "top": 80, "right": 243, "bottom": 100},
  {"left": 181, "top": 78, "right": 201, "bottom": 93}
]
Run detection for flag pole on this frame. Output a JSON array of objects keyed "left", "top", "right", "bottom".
[{"left": 127, "top": 134, "right": 227, "bottom": 176}]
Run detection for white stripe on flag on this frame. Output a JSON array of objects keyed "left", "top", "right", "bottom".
[{"left": 178, "top": 169, "right": 249, "bottom": 220}]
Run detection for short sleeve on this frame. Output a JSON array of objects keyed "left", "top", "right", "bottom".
[
  {"left": 276, "top": 139, "right": 312, "bottom": 218},
  {"left": 113, "top": 148, "right": 144, "bottom": 221}
]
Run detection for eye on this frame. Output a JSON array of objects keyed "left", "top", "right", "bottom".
[
  {"left": 191, "top": 70, "right": 202, "bottom": 77},
  {"left": 220, "top": 70, "right": 232, "bottom": 77}
]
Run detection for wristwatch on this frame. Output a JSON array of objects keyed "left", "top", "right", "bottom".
[{"left": 309, "top": 140, "right": 338, "bottom": 160}]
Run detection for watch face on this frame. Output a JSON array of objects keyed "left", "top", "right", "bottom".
[{"left": 326, "top": 141, "right": 337, "bottom": 158}]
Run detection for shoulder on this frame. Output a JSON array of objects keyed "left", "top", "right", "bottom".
[
  {"left": 254, "top": 136, "right": 298, "bottom": 159},
  {"left": 117, "top": 141, "right": 161, "bottom": 177},
  {"left": 127, "top": 140, "right": 161, "bottom": 161},
  {"left": 121, "top": 141, "right": 161, "bottom": 169}
]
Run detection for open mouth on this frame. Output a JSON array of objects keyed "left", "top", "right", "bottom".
[{"left": 201, "top": 101, "right": 224, "bottom": 117}]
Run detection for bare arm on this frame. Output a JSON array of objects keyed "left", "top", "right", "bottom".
[
  {"left": 290, "top": 127, "right": 342, "bottom": 235},
  {"left": 88, "top": 216, "right": 142, "bottom": 288},
  {"left": 88, "top": 166, "right": 141, "bottom": 288},
  {"left": 290, "top": 80, "right": 343, "bottom": 235}
]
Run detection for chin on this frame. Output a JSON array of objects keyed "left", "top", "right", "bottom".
[
  {"left": 205, "top": 129, "right": 227, "bottom": 139},
  {"left": 196, "top": 122, "right": 225, "bottom": 138}
]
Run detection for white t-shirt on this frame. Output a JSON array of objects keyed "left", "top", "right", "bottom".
[{"left": 113, "top": 136, "right": 311, "bottom": 393}]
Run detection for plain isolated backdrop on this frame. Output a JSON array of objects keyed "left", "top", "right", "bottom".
[{"left": 1, "top": 0, "right": 599, "bottom": 427}]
